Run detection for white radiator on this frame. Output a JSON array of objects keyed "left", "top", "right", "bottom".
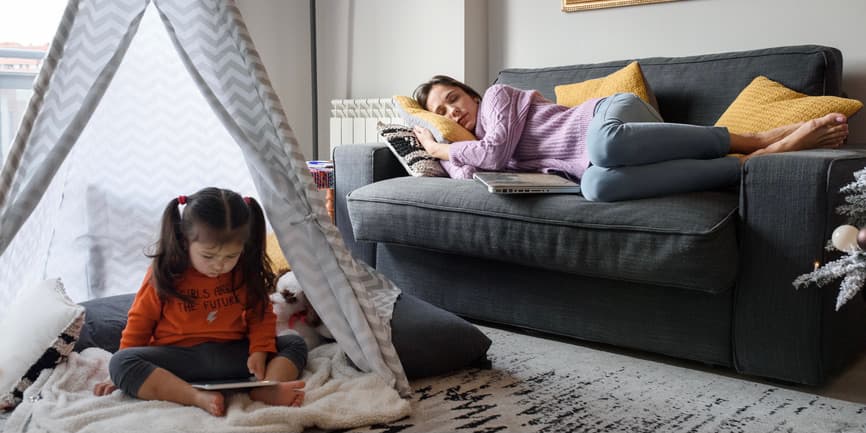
[{"left": 329, "top": 98, "right": 404, "bottom": 156}]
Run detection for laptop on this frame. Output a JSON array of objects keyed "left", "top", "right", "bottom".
[
  {"left": 473, "top": 172, "right": 581, "bottom": 194},
  {"left": 190, "top": 377, "right": 279, "bottom": 390}
]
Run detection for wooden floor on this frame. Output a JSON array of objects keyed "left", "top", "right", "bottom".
[
  {"left": 812, "top": 350, "right": 866, "bottom": 404},
  {"left": 628, "top": 347, "right": 866, "bottom": 404}
]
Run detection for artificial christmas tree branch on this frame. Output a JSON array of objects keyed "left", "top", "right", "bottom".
[{"left": 794, "top": 167, "right": 866, "bottom": 310}]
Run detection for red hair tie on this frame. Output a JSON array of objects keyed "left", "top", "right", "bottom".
[
  {"left": 243, "top": 196, "right": 251, "bottom": 205},
  {"left": 177, "top": 195, "right": 187, "bottom": 205}
]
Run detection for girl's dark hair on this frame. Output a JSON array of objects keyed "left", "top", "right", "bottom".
[
  {"left": 413, "top": 75, "right": 483, "bottom": 112},
  {"left": 149, "top": 187, "right": 276, "bottom": 319}
]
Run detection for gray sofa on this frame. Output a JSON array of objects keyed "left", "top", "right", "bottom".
[{"left": 334, "top": 45, "right": 866, "bottom": 386}]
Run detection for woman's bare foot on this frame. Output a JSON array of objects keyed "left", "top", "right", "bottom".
[
  {"left": 730, "top": 113, "right": 848, "bottom": 154},
  {"left": 765, "top": 113, "right": 848, "bottom": 152},
  {"left": 191, "top": 389, "right": 226, "bottom": 416},
  {"left": 730, "top": 122, "right": 805, "bottom": 153},
  {"left": 754, "top": 121, "right": 806, "bottom": 144},
  {"left": 737, "top": 113, "right": 849, "bottom": 162},
  {"left": 249, "top": 380, "right": 305, "bottom": 407}
]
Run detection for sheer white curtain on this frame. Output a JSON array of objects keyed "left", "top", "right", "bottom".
[{"left": 45, "top": 5, "right": 257, "bottom": 302}]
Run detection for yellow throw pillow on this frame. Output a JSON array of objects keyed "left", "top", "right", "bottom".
[
  {"left": 715, "top": 76, "right": 863, "bottom": 134},
  {"left": 392, "top": 95, "right": 477, "bottom": 143},
  {"left": 555, "top": 61, "right": 658, "bottom": 110},
  {"left": 266, "top": 232, "right": 290, "bottom": 272}
]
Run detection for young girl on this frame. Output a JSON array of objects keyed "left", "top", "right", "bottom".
[
  {"left": 93, "top": 187, "right": 308, "bottom": 416},
  {"left": 411, "top": 75, "right": 851, "bottom": 201}
]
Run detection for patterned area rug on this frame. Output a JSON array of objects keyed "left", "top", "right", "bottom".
[
  {"left": 2, "top": 326, "right": 865, "bottom": 433},
  {"left": 340, "top": 326, "right": 866, "bottom": 433}
]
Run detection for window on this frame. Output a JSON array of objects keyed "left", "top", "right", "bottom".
[{"left": 0, "top": 0, "right": 66, "bottom": 165}]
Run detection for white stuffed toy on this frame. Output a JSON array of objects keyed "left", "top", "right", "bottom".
[{"left": 271, "top": 271, "right": 333, "bottom": 349}]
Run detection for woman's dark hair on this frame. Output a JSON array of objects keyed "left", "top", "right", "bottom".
[
  {"left": 149, "top": 187, "right": 276, "bottom": 319},
  {"left": 413, "top": 75, "right": 482, "bottom": 112}
]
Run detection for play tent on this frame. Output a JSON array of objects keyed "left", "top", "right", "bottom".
[{"left": 0, "top": 0, "right": 409, "bottom": 396}]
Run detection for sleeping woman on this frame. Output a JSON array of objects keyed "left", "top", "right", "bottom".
[{"left": 410, "top": 75, "right": 849, "bottom": 201}]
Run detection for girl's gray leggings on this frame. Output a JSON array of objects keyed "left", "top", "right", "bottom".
[
  {"left": 109, "top": 334, "right": 308, "bottom": 397},
  {"left": 580, "top": 93, "right": 740, "bottom": 201}
]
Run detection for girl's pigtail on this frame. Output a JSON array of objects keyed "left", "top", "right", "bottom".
[
  {"left": 243, "top": 197, "right": 276, "bottom": 319},
  {"left": 150, "top": 197, "right": 193, "bottom": 303}
]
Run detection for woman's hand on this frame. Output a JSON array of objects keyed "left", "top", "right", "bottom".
[
  {"left": 413, "top": 126, "right": 451, "bottom": 160},
  {"left": 247, "top": 351, "right": 268, "bottom": 380},
  {"left": 93, "top": 378, "right": 117, "bottom": 396}
]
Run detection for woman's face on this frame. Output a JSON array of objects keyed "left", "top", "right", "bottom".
[{"left": 425, "top": 84, "right": 479, "bottom": 131}]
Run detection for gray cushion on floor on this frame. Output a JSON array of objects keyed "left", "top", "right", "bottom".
[
  {"left": 391, "top": 293, "right": 491, "bottom": 379},
  {"left": 75, "top": 294, "right": 134, "bottom": 353},
  {"left": 73, "top": 292, "right": 491, "bottom": 380}
]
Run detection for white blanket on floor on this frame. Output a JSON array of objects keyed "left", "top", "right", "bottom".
[{"left": 4, "top": 344, "right": 411, "bottom": 433}]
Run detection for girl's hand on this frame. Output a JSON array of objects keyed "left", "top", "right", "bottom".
[
  {"left": 93, "top": 379, "right": 117, "bottom": 396},
  {"left": 247, "top": 351, "right": 268, "bottom": 380},
  {"left": 412, "top": 126, "right": 451, "bottom": 160}
]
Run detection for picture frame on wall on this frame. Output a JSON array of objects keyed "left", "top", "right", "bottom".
[{"left": 562, "top": 0, "right": 682, "bottom": 12}]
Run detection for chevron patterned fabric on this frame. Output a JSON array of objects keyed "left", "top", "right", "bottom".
[{"left": 0, "top": 0, "right": 409, "bottom": 396}]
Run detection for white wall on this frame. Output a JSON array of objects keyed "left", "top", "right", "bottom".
[
  {"left": 315, "top": 0, "right": 488, "bottom": 158},
  {"left": 327, "top": 0, "right": 464, "bottom": 98},
  {"left": 489, "top": 0, "right": 866, "bottom": 142},
  {"left": 236, "top": 0, "right": 314, "bottom": 158},
  {"left": 464, "top": 0, "right": 489, "bottom": 93},
  {"left": 238, "top": 0, "right": 486, "bottom": 160}
]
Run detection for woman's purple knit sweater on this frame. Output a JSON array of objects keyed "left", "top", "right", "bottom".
[{"left": 442, "top": 84, "right": 601, "bottom": 180}]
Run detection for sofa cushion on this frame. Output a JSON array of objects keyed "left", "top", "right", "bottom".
[
  {"left": 392, "top": 95, "right": 476, "bottom": 143},
  {"left": 555, "top": 61, "right": 658, "bottom": 111},
  {"left": 716, "top": 76, "right": 863, "bottom": 134},
  {"left": 347, "top": 177, "right": 739, "bottom": 294},
  {"left": 496, "top": 45, "right": 843, "bottom": 127}
]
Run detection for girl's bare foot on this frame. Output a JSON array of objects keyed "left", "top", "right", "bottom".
[
  {"left": 134, "top": 368, "right": 227, "bottom": 416},
  {"left": 249, "top": 380, "right": 305, "bottom": 407},
  {"left": 191, "top": 389, "right": 226, "bottom": 416}
]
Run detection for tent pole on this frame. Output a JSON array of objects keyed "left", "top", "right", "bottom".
[{"left": 309, "top": 0, "right": 319, "bottom": 160}]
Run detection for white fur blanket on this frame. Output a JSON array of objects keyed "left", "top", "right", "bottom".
[{"left": 5, "top": 344, "right": 410, "bottom": 433}]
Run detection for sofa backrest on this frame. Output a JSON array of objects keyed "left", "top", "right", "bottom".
[{"left": 495, "top": 45, "right": 843, "bottom": 126}]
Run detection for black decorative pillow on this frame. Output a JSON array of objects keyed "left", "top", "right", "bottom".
[
  {"left": 377, "top": 122, "right": 448, "bottom": 177},
  {"left": 0, "top": 279, "right": 85, "bottom": 409}
]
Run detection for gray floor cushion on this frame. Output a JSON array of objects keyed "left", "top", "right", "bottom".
[{"left": 74, "top": 291, "right": 491, "bottom": 380}]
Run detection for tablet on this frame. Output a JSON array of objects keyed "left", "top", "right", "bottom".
[{"left": 190, "top": 378, "right": 279, "bottom": 390}]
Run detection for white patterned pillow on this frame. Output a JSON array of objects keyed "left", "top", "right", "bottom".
[
  {"left": 0, "top": 279, "right": 85, "bottom": 409},
  {"left": 377, "top": 122, "right": 448, "bottom": 177}
]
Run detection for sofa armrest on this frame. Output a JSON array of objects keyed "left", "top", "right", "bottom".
[
  {"left": 735, "top": 147, "right": 866, "bottom": 385},
  {"left": 333, "top": 144, "right": 407, "bottom": 267}
]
